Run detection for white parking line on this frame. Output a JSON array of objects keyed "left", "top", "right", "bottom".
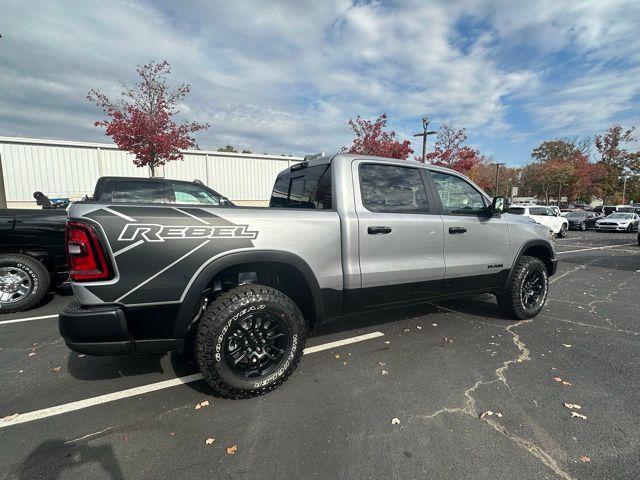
[
  {"left": 556, "top": 243, "right": 637, "bottom": 255},
  {"left": 0, "top": 331, "right": 385, "bottom": 428},
  {"left": 0, "top": 314, "right": 59, "bottom": 325}
]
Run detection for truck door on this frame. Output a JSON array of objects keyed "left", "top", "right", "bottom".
[
  {"left": 352, "top": 161, "right": 445, "bottom": 308},
  {"left": 428, "top": 171, "right": 509, "bottom": 289}
]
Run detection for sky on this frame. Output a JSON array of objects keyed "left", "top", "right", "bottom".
[{"left": 1, "top": 0, "right": 640, "bottom": 166}]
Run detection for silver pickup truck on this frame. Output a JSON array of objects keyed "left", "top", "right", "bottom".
[{"left": 60, "top": 154, "right": 557, "bottom": 398}]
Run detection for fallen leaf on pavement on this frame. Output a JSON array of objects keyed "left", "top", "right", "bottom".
[
  {"left": 378, "top": 361, "right": 386, "bottom": 366},
  {"left": 562, "top": 344, "right": 572, "bottom": 348},
  {"left": 226, "top": 445, "right": 238, "bottom": 454},
  {"left": 52, "top": 367, "right": 62, "bottom": 373},
  {"left": 334, "top": 354, "right": 340, "bottom": 359},
  {"left": 442, "top": 337, "right": 453, "bottom": 343},
  {"left": 205, "top": 438, "right": 215, "bottom": 445},
  {"left": 381, "top": 370, "right": 388, "bottom": 375},
  {"left": 480, "top": 411, "right": 494, "bottom": 419},
  {"left": 563, "top": 402, "right": 582, "bottom": 410},
  {"left": 28, "top": 352, "right": 37, "bottom": 357},
  {"left": 403, "top": 328, "right": 410, "bottom": 332},
  {"left": 391, "top": 417, "right": 400, "bottom": 425},
  {"left": 571, "top": 412, "right": 587, "bottom": 420},
  {"left": 562, "top": 380, "right": 572, "bottom": 386},
  {"left": 416, "top": 326, "right": 423, "bottom": 330},
  {"left": 496, "top": 412, "right": 503, "bottom": 418},
  {"left": 553, "top": 377, "right": 563, "bottom": 382},
  {"left": 431, "top": 323, "right": 437, "bottom": 327},
  {"left": 580, "top": 455, "right": 591, "bottom": 463},
  {"left": 384, "top": 341, "right": 390, "bottom": 345},
  {"left": 77, "top": 354, "right": 85, "bottom": 358},
  {"left": 3, "top": 413, "right": 19, "bottom": 422},
  {"left": 195, "top": 400, "right": 210, "bottom": 410}
]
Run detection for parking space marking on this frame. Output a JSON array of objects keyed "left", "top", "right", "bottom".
[
  {"left": 0, "top": 314, "right": 59, "bottom": 325},
  {"left": 556, "top": 243, "right": 636, "bottom": 255},
  {"left": 302, "top": 331, "right": 385, "bottom": 354},
  {"left": 0, "top": 331, "right": 384, "bottom": 428}
]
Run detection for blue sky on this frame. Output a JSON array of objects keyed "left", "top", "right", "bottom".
[{"left": 1, "top": 0, "right": 639, "bottom": 166}]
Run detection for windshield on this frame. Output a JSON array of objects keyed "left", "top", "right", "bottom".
[
  {"left": 606, "top": 213, "right": 634, "bottom": 219},
  {"left": 565, "top": 212, "right": 586, "bottom": 218}
]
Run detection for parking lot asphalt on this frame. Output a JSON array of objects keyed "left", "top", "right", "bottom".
[{"left": 1, "top": 230, "right": 638, "bottom": 480}]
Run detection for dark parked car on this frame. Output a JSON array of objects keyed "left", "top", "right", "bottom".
[
  {"left": 0, "top": 177, "right": 233, "bottom": 313},
  {"left": 562, "top": 211, "right": 600, "bottom": 231},
  {"left": 0, "top": 209, "right": 68, "bottom": 312}
]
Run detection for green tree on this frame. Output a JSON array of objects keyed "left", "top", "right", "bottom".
[{"left": 217, "top": 145, "right": 238, "bottom": 152}]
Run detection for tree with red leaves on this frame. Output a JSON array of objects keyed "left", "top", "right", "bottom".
[
  {"left": 424, "top": 123, "right": 482, "bottom": 174},
  {"left": 88, "top": 60, "right": 209, "bottom": 177},
  {"left": 343, "top": 114, "right": 413, "bottom": 160}
]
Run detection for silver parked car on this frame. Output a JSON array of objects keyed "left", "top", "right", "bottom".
[{"left": 595, "top": 213, "right": 639, "bottom": 232}]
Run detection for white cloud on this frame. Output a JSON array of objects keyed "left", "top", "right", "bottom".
[{"left": 0, "top": 0, "right": 638, "bottom": 161}]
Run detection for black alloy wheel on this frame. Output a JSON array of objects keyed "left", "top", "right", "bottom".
[
  {"left": 580, "top": 222, "right": 587, "bottom": 231},
  {"left": 520, "top": 271, "right": 546, "bottom": 310},
  {"left": 224, "top": 310, "right": 290, "bottom": 378}
]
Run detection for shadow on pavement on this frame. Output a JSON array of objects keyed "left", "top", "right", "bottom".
[
  {"left": 66, "top": 353, "right": 168, "bottom": 380},
  {"left": 9, "top": 439, "right": 124, "bottom": 480}
]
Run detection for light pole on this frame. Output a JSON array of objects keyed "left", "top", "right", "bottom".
[
  {"left": 413, "top": 117, "right": 437, "bottom": 163},
  {"left": 622, "top": 176, "right": 628, "bottom": 204},
  {"left": 494, "top": 162, "right": 505, "bottom": 197}
]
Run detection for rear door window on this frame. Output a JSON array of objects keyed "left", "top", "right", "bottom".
[
  {"left": 359, "top": 164, "right": 428, "bottom": 213},
  {"left": 269, "top": 165, "right": 332, "bottom": 209}
]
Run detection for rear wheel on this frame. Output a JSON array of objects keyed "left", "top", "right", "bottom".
[
  {"left": 496, "top": 256, "right": 549, "bottom": 320},
  {"left": 196, "top": 284, "right": 306, "bottom": 398},
  {"left": 580, "top": 222, "right": 587, "bottom": 231},
  {"left": 0, "top": 254, "right": 50, "bottom": 314}
]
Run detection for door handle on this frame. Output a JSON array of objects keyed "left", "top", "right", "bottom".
[
  {"left": 368, "top": 226, "right": 392, "bottom": 235},
  {"left": 448, "top": 226, "right": 467, "bottom": 234}
]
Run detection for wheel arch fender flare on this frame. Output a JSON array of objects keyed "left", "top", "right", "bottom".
[
  {"left": 172, "top": 250, "right": 326, "bottom": 339},
  {"left": 505, "top": 239, "right": 556, "bottom": 289}
]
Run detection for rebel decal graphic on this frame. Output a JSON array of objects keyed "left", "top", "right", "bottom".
[{"left": 118, "top": 223, "right": 259, "bottom": 242}]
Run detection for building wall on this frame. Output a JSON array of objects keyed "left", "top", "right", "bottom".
[{"left": 0, "top": 136, "right": 301, "bottom": 208}]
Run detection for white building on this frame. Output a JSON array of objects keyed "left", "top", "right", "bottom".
[{"left": 0, "top": 136, "right": 302, "bottom": 208}]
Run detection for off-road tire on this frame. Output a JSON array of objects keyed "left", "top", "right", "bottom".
[
  {"left": 0, "top": 254, "right": 50, "bottom": 314},
  {"left": 496, "top": 256, "right": 549, "bottom": 320},
  {"left": 196, "top": 284, "right": 306, "bottom": 399}
]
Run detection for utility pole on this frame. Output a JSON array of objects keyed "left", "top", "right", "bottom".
[
  {"left": 622, "top": 176, "right": 628, "bottom": 204},
  {"left": 413, "top": 117, "right": 437, "bottom": 163},
  {"left": 494, "top": 162, "right": 505, "bottom": 197}
]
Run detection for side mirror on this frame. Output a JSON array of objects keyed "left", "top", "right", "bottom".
[{"left": 491, "top": 196, "right": 508, "bottom": 215}]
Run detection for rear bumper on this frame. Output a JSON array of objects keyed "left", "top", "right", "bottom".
[{"left": 59, "top": 302, "right": 133, "bottom": 355}]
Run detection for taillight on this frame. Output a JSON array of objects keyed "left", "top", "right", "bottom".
[{"left": 66, "top": 220, "right": 113, "bottom": 281}]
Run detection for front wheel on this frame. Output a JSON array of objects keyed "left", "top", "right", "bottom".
[
  {"left": 580, "top": 222, "right": 587, "bottom": 231},
  {"left": 496, "top": 256, "right": 549, "bottom": 320},
  {"left": 196, "top": 284, "right": 306, "bottom": 399},
  {"left": 557, "top": 225, "right": 568, "bottom": 238},
  {"left": 0, "top": 254, "right": 50, "bottom": 313}
]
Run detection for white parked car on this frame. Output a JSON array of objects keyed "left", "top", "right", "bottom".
[
  {"left": 507, "top": 205, "right": 569, "bottom": 237},
  {"left": 595, "top": 213, "right": 640, "bottom": 232}
]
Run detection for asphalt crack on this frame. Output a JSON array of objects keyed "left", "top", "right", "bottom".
[{"left": 411, "top": 310, "right": 574, "bottom": 480}]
